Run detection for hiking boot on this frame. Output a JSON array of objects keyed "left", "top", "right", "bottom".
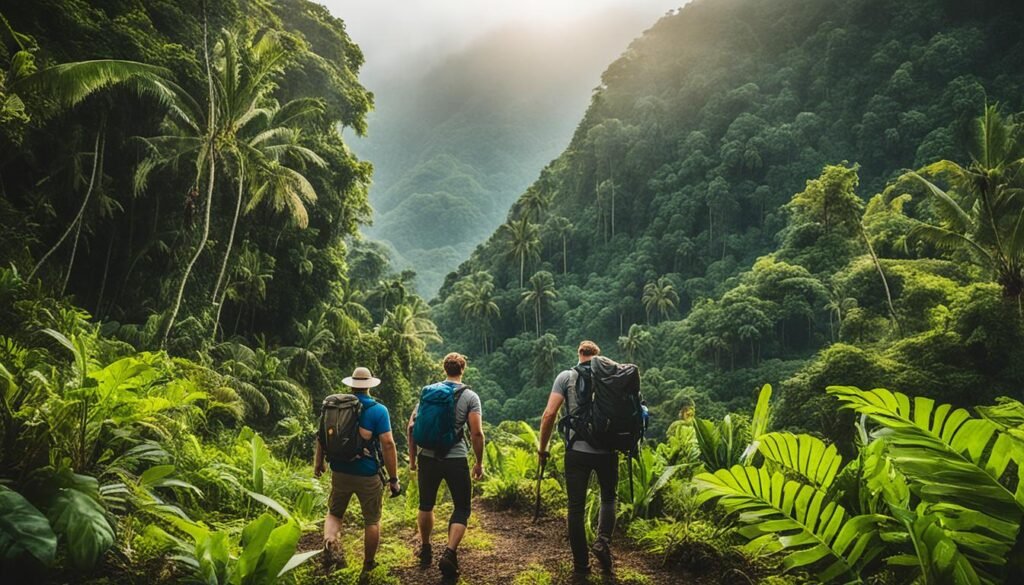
[
  {"left": 438, "top": 547, "right": 460, "bottom": 579},
  {"left": 416, "top": 542, "right": 433, "bottom": 568},
  {"left": 590, "top": 536, "right": 612, "bottom": 574},
  {"left": 323, "top": 539, "right": 346, "bottom": 571},
  {"left": 361, "top": 559, "right": 378, "bottom": 573},
  {"left": 571, "top": 567, "right": 592, "bottom": 585}
]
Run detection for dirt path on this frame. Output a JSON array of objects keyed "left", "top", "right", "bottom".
[{"left": 385, "top": 499, "right": 687, "bottom": 585}]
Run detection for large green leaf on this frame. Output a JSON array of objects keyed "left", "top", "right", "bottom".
[
  {"left": 828, "top": 386, "right": 1022, "bottom": 572},
  {"left": 46, "top": 487, "right": 115, "bottom": 569},
  {"left": 757, "top": 432, "right": 843, "bottom": 490},
  {"left": 887, "top": 507, "right": 983, "bottom": 585},
  {"left": 0, "top": 485, "right": 56, "bottom": 566},
  {"left": 695, "top": 465, "right": 884, "bottom": 583},
  {"left": 233, "top": 514, "right": 302, "bottom": 585}
]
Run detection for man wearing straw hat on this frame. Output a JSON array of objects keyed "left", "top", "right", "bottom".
[{"left": 314, "top": 366, "right": 400, "bottom": 573}]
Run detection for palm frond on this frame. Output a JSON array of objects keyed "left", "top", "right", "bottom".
[
  {"left": 12, "top": 60, "right": 171, "bottom": 110},
  {"left": 757, "top": 432, "right": 843, "bottom": 490}
]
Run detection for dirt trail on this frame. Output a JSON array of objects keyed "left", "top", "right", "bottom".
[{"left": 299, "top": 498, "right": 691, "bottom": 585}]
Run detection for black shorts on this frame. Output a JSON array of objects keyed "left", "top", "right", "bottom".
[{"left": 417, "top": 454, "right": 472, "bottom": 526}]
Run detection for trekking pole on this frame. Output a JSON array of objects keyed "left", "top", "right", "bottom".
[{"left": 533, "top": 455, "right": 548, "bottom": 523}]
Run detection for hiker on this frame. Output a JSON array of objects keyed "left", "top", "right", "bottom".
[
  {"left": 407, "top": 352, "right": 485, "bottom": 579},
  {"left": 537, "top": 340, "right": 644, "bottom": 580},
  {"left": 314, "top": 367, "right": 401, "bottom": 574}
]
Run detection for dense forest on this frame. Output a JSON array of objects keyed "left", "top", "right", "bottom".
[{"left": 2, "top": 0, "right": 1024, "bottom": 583}]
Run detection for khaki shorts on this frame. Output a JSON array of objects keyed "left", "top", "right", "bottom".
[{"left": 329, "top": 471, "right": 384, "bottom": 526}]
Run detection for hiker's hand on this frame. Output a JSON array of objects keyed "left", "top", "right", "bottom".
[
  {"left": 538, "top": 450, "right": 550, "bottom": 466},
  {"left": 472, "top": 462, "right": 483, "bottom": 481},
  {"left": 314, "top": 461, "right": 326, "bottom": 478},
  {"left": 389, "top": 479, "right": 402, "bottom": 497},
  {"left": 409, "top": 460, "right": 417, "bottom": 472}
]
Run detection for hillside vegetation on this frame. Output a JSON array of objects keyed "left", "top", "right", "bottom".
[{"left": 433, "top": 0, "right": 1024, "bottom": 435}]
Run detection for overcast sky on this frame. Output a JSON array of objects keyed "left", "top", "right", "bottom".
[{"left": 322, "top": 0, "right": 684, "bottom": 86}]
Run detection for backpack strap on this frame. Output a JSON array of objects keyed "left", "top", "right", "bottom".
[{"left": 559, "top": 367, "right": 585, "bottom": 450}]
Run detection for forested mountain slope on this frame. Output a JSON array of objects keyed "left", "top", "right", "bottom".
[
  {"left": 357, "top": 8, "right": 666, "bottom": 297},
  {"left": 433, "top": 0, "right": 1024, "bottom": 430}
]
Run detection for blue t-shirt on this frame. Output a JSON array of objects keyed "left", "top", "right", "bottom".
[{"left": 329, "top": 393, "right": 391, "bottom": 477}]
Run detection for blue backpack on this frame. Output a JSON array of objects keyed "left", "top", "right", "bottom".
[{"left": 412, "top": 382, "right": 467, "bottom": 456}]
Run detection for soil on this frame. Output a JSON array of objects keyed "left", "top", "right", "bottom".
[{"left": 298, "top": 498, "right": 698, "bottom": 585}]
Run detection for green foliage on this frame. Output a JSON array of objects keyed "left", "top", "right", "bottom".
[{"left": 0, "top": 485, "right": 56, "bottom": 566}]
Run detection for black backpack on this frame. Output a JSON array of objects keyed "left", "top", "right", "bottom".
[
  {"left": 320, "top": 394, "right": 373, "bottom": 462},
  {"left": 560, "top": 356, "right": 647, "bottom": 495},
  {"left": 561, "top": 356, "right": 645, "bottom": 453}
]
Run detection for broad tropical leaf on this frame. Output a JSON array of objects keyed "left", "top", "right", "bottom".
[
  {"left": 758, "top": 432, "right": 843, "bottom": 490},
  {"left": 0, "top": 485, "right": 56, "bottom": 566},
  {"left": 46, "top": 486, "right": 115, "bottom": 569},
  {"left": 887, "top": 507, "right": 983, "bottom": 585},
  {"left": 696, "top": 465, "right": 884, "bottom": 583},
  {"left": 828, "top": 386, "right": 1023, "bottom": 571}
]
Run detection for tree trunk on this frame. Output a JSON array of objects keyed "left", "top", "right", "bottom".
[
  {"left": 161, "top": 10, "right": 216, "bottom": 349},
  {"left": 30, "top": 130, "right": 104, "bottom": 281},
  {"left": 95, "top": 232, "right": 114, "bottom": 318},
  {"left": 562, "top": 235, "right": 567, "bottom": 275},
  {"left": 520, "top": 254, "right": 525, "bottom": 288},
  {"left": 60, "top": 216, "right": 83, "bottom": 296},
  {"left": 211, "top": 159, "right": 244, "bottom": 340},
  {"left": 859, "top": 224, "right": 901, "bottom": 336}
]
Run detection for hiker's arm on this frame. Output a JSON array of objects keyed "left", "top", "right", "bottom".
[
  {"left": 538, "top": 392, "right": 564, "bottom": 456},
  {"left": 379, "top": 431, "right": 399, "bottom": 481},
  {"left": 467, "top": 411, "right": 485, "bottom": 480},
  {"left": 407, "top": 409, "right": 418, "bottom": 471},
  {"left": 313, "top": 437, "right": 326, "bottom": 478}
]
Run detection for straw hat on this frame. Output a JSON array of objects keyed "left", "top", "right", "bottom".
[{"left": 342, "top": 366, "right": 381, "bottom": 389}]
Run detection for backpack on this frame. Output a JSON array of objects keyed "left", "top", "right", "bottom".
[
  {"left": 412, "top": 383, "right": 468, "bottom": 457},
  {"left": 320, "top": 394, "right": 373, "bottom": 462},
  {"left": 560, "top": 356, "right": 647, "bottom": 496}
]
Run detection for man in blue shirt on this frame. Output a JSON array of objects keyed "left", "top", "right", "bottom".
[{"left": 314, "top": 367, "right": 400, "bottom": 573}]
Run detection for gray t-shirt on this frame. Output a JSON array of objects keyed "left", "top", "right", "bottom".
[
  {"left": 414, "top": 383, "right": 482, "bottom": 459},
  {"left": 552, "top": 366, "right": 609, "bottom": 454}
]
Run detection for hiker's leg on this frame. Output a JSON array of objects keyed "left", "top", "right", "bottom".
[
  {"left": 445, "top": 458, "right": 472, "bottom": 550},
  {"left": 363, "top": 523, "right": 380, "bottom": 565},
  {"left": 417, "top": 454, "right": 443, "bottom": 546},
  {"left": 357, "top": 476, "right": 384, "bottom": 565},
  {"left": 326, "top": 472, "right": 353, "bottom": 545},
  {"left": 324, "top": 512, "right": 343, "bottom": 544},
  {"left": 564, "top": 449, "right": 592, "bottom": 571},
  {"left": 594, "top": 452, "right": 618, "bottom": 541}
]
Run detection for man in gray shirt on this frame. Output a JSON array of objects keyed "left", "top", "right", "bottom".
[
  {"left": 407, "top": 352, "right": 484, "bottom": 579},
  {"left": 538, "top": 340, "right": 616, "bottom": 580}
]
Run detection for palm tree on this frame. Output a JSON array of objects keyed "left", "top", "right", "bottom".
[
  {"left": 618, "top": 324, "right": 652, "bottom": 365},
  {"left": 211, "top": 96, "right": 327, "bottom": 337},
  {"left": 520, "top": 271, "right": 558, "bottom": 337},
  {"left": 383, "top": 299, "right": 442, "bottom": 373},
  {"left": 642, "top": 277, "right": 679, "bottom": 324},
  {"left": 19, "top": 58, "right": 173, "bottom": 281},
  {"left": 224, "top": 242, "right": 274, "bottom": 335},
  {"left": 518, "top": 187, "right": 552, "bottom": 222},
  {"left": 502, "top": 218, "right": 541, "bottom": 287},
  {"left": 280, "top": 310, "right": 335, "bottom": 385},
  {"left": 543, "top": 216, "right": 574, "bottom": 275},
  {"left": 823, "top": 291, "right": 858, "bottom": 342},
  {"left": 737, "top": 324, "right": 761, "bottom": 364},
  {"left": 531, "top": 333, "right": 563, "bottom": 386},
  {"left": 907, "top": 104, "right": 1024, "bottom": 313},
  {"left": 212, "top": 341, "right": 307, "bottom": 421},
  {"left": 455, "top": 271, "right": 501, "bottom": 353}
]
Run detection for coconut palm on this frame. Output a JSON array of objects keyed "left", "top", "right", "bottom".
[
  {"left": 224, "top": 242, "right": 274, "bottom": 335},
  {"left": 737, "top": 324, "right": 761, "bottom": 364},
  {"left": 18, "top": 57, "right": 172, "bottom": 282},
  {"left": 519, "top": 271, "right": 558, "bottom": 337},
  {"left": 618, "top": 324, "right": 652, "bottom": 364},
  {"left": 823, "top": 291, "right": 858, "bottom": 342},
  {"left": 502, "top": 217, "right": 541, "bottom": 287},
  {"left": 455, "top": 271, "right": 501, "bottom": 353},
  {"left": 383, "top": 299, "right": 442, "bottom": 372},
  {"left": 518, "top": 186, "right": 552, "bottom": 222},
  {"left": 906, "top": 104, "right": 1024, "bottom": 312},
  {"left": 642, "top": 276, "right": 679, "bottom": 324}
]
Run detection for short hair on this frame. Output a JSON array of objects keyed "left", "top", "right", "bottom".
[
  {"left": 577, "top": 341, "right": 601, "bottom": 357},
  {"left": 443, "top": 352, "right": 467, "bottom": 376}
]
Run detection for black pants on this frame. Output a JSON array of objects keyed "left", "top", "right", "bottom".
[
  {"left": 565, "top": 449, "right": 618, "bottom": 571},
  {"left": 417, "top": 454, "right": 472, "bottom": 526}
]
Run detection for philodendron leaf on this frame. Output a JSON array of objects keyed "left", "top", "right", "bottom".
[
  {"left": 47, "top": 487, "right": 115, "bottom": 569},
  {"left": 0, "top": 485, "right": 57, "bottom": 566}
]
